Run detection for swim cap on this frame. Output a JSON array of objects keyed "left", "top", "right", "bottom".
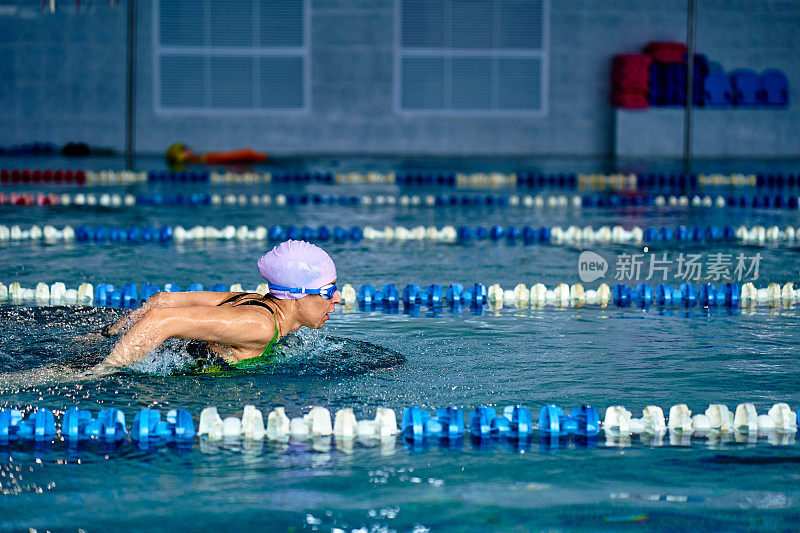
[
  {"left": 257, "top": 240, "right": 337, "bottom": 299},
  {"left": 165, "top": 142, "right": 188, "bottom": 165}
]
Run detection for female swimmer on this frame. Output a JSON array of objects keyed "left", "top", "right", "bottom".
[{"left": 92, "top": 240, "right": 340, "bottom": 374}]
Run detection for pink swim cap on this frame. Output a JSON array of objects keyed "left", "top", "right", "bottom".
[{"left": 257, "top": 240, "right": 337, "bottom": 299}]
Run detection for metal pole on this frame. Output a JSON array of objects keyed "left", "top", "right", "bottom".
[
  {"left": 683, "top": 0, "right": 697, "bottom": 171},
  {"left": 125, "top": 0, "right": 137, "bottom": 171}
]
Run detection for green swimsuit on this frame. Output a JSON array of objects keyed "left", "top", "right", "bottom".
[
  {"left": 232, "top": 311, "right": 279, "bottom": 368},
  {"left": 184, "top": 300, "right": 280, "bottom": 373}
]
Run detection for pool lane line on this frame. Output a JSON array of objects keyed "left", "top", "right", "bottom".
[
  {"left": 3, "top": 168, "right": 799, "bottom": 189},
  {"left": 1, "top": 280, "right": 797, "bottom": 309},
  {"left": 1, "top": 223, "right": 799, "bottom": 246},
  {"left": 3, "top": 190, "right": 800, "bottom": 210},
  {"left": 0, "top": 403, "right": 796, "bottom": 448}
]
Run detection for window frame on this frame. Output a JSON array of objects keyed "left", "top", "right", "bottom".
[
  {"left": 152, "top": 0, "right": 311, "bottom": 116},
  {"left": 393, "top": 0, "right": 549, "bottom": 117}
]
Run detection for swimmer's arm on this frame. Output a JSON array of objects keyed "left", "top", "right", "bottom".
[
  {"left": 98, "top": 306, "right": 271, "bottom": 368},
  {"left": 102, "top": 291, "right": 245, "bottom": 336}
]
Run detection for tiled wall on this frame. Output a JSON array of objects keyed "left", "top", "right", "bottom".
[{"left": 0, "top": 0, "right": 797, "bottom": 157}]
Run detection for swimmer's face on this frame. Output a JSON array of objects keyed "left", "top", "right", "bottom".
[{"left": 297, "top": 280, "right": 341, "bottom": 329}]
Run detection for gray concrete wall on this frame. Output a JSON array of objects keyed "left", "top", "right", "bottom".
[
  {"left": 0, "top": 0, "right": 797, "bottom": 158},
  {"left": 0, "top": 4, "right": 127, "bottom": 150}
]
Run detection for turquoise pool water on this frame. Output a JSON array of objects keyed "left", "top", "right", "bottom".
[{"left": 1, "top": 157, "right": 800, "bottom": 531}]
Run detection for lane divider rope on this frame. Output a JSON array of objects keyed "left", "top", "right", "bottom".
[
  {"left": 1, "top": 281, "right": 796, "bottom": 309},
  {"left": 1, "top": 223, "right": 798, "bottom": 246},
  {"left": 3, "top": 191, "right": 800, "bottom": 210},
  {"left": 0, "top": 403, "right": 796, "bottom": 447},
  {"left": 3, "top": 169, "right": 799, "bottom": 189}
]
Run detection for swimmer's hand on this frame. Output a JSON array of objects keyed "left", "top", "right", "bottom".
[
  {"left": 87, "top": 362, "right": 119, "bottom": 378},
  {"left": 72, "top": 325, "right": 118, "bottom": 343},
  {"left": 72, "top": 332, "right": 106, "bottom": 342}
]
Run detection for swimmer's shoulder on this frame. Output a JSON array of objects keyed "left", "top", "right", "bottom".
[{"left": 223, "top": 302, "right": 279, "bottom": 344}]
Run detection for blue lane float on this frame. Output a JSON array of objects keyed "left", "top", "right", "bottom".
[
  {"left": 0, "top": 407, "right": 193, "bottom": 444},
  {"left": 0, "top": 408, "right": 57, "bottom": 442},
  {"left": 0, "top": 409, "right": 23, "bottom": 441},
  {"left": 368, "top": 283, "right": 485, "bottom": 310},
  {"left": 18, "top": 408, "right": 56, "bottom": 441},
  {"left": 537, "top": 405, "right": 601, "bottom": 437},
  {"left": 62, "top": 407, "right": 92, "bottom": 440},
  {"left": 572, "top": 406, "right": 601, "bottom": 437},
  {"left": 147, "top": 170, "right": 211, "bottom": 183},
  {"left": 359, "top": 282, "right": 740, "bottom": 309},
  {"left": 5, "top": 188, "right": 800, "bottom": 213},
  {"left": 2, "top": 279, "right": 795, "bottom": 311},
  {"left": 469, "top": 407, "right": 495, "bottom": 437},
  {"left": 401, "top": 407, "right": 437, "bottom": 441},
  {"left": 5, "top": 222, "right": 800, "bottom": 247},
  {"left": 539, "top": 405, "right": 570, "bottom": 435},
  {"left": 0, "top": 403, "right": 797, "bottom": 452},
  {"left": 402, "top": 407, "right": 470, "bottom": 442},
  {"left": 507, "top": 405, "right": 534, "bottom": 438},
  {"left": 131, "top": 408, "right": 195, "bottom": 442},
  {"left": 3, "top": 167, "right": 800, "bottom": 191},
  {"left": 437, "top": 407, "right": 466, "bottom": 439},
  {"left": 40, "top": 168, "right": 800, "bottom": 190},
  {"left": 86, "top": 409, "right": 127, "bottom": 442},
  {"left": 72, "top": 225, "right": 173, "bottom": 243}
]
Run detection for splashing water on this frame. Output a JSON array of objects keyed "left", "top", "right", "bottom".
[
  {"left": 126, "top": 328, "right": 405, "bottom": 377},
  {"left": 0, "top": 306, "right": 406, "bottom": 388},
  {"left": 125, "top": 328, "right": 405, "bottom": 377},
  {"left": 275, "top": 328, "right": 406, "bottom": 376},
  {"left": 127, "top": 337, "right": 197, "bottom": 376}
]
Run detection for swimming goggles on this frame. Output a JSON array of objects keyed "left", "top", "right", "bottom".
[{"left": 268, "top": 283, "right": 338, "bottom": 299}]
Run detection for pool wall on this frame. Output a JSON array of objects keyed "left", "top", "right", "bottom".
[{"left": 0, "top": 0, "right": 797, "bottom": 158}]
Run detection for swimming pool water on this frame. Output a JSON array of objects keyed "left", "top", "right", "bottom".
[{"left": 1, "top": 157, "right": 800, "bottom": 532}]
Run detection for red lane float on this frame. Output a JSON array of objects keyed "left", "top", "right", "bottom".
[{"left": 0, "top": 169, "right": 86, "bottom": 186}]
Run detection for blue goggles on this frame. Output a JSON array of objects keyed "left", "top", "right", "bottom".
[{"left": 268, "top": 283, "right": 338, "bottom": 299}]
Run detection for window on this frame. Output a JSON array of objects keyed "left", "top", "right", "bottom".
[
  {"left": 395, "top": 0, "right": 548, "bottom": 116},
  {"left": 154, "top": 0, "right": 309, "bottom": 115}
]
